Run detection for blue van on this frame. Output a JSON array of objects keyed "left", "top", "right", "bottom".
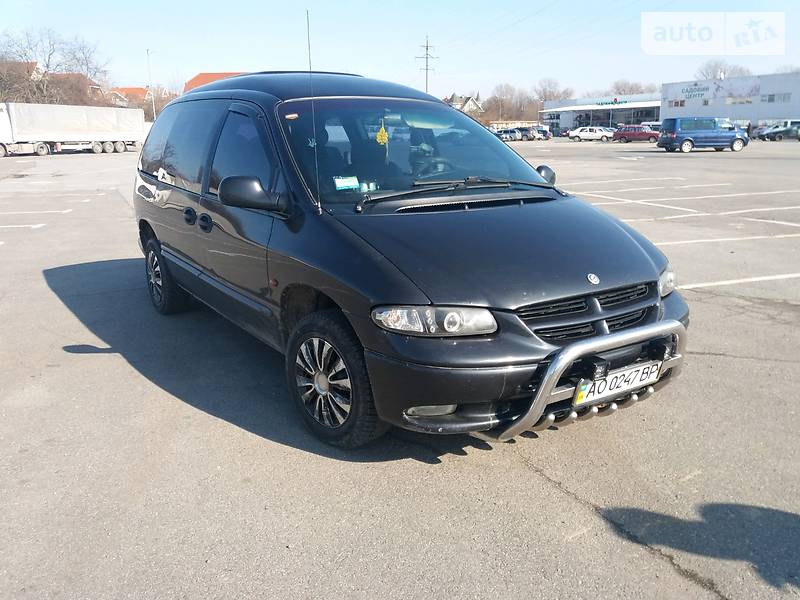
[{"left": 657, "top": 117, "right": 749, "bottom": 153}]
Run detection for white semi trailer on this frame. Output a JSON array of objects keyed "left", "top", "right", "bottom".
[{"left": 0, "top": 102, "right": 146, "bottom": 157}]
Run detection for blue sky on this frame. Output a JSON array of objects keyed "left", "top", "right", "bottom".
[{"left": 2, "top": 0, "right": 797, "bottom": 97}]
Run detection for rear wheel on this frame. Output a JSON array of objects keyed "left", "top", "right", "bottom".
[
  {"left": 102, "top": 141, "right": 114, "bottom": 153},
  {"left": 144, "top": 238, "right": 192, "bottom": 315},
  {"left": 619, "top": 137, "right": 628, "bottom": 143},
  {"left": 714, "top": 148, "right": 725, "bottom": 152},
  {"left": 522, "top": 135, "right": 529, "bottom": 141},
  {"left": 286, "top": 310, "right": 389, "bottom": 448},
  {"left": 91, "top": 142, "right": 103, "bottom": 154},
  {"left": 35, "top": 143, "right": 49, "bottom": 156},
  {"left": 600, "top": 135, "right": 609, "bottom": 142},
  {"left": 573, "top": 136, "right": 581, "bottom": 142},
  {"left": 648, "top": 136, "right": 657, "bottom": 143},
  {"left": 731, "top": 138, "right": 745, "bottom": 152},
  {"left": 665, "top": 147, "right": 676, "bottom": 152},
  {"left": 679, "top": 140, "right": 693, "bottom": 153},
  {"left": 113, "top": 141, "right": 126, "bottom": 153}
]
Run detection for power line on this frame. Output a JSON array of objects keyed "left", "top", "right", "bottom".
[{"left": 415, "top": 36, "right": 438, "bottom": 93}]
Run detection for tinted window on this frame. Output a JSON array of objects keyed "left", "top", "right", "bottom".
[
  {"left": 161, "top": 101, "right": 225, "bottom": 194},
  {"left": 209, "top": 112, "right": 274, "bottom": 195},
  {"left": 661, "top": 119, "right": 677, "bottom": 133},
  {"left": 696, "top": 118, "right": 716, "bottom": 130},
  {"left": 140, "top": 104, "right": 179, "bottom": 175}
]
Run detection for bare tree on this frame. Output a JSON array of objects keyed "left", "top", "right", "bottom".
[
  {"left": 532, "top": 78, "right": 574, "bottom": 102},
  {"left": 695, "top": 60, "right": 752, "bottom": 80},
  {"left": 0, "top": 28, "right": 110, "bottom": 104},
  {"left": 609, "top": 79, "right": 658, "bottom": 95},
  {"left": 775, "top": 65, "right": 800, "bottom": 74}
]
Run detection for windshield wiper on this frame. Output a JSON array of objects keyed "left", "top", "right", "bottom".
[
  {"left": 414, "top": 176, "right": 553, "bottom": 190},
  {"left": 355, "top": 183, "right": 459, "bottom": 212}
]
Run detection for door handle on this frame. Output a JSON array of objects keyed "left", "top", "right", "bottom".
[
  {"left": 183, "top": 207, "right": 197, "bottom": 225},
  {"left": 198, "top": 213, "right": 213, "bottom": 233}
]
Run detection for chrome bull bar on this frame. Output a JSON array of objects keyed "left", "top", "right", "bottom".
[{"left": 485, "top": 319, "right": 687, "bottom": 442}]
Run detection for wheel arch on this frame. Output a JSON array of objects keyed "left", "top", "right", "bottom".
[{"left": 280, "top": 283, "right": 342, "bottom": 344}]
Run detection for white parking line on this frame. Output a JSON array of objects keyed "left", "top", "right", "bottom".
[
  {"left": 642, "top": 190, "right": 799, "bottom": 203},
  {"left": 562, "top": 177, "right": 686, "bottom": 186},
  {"left": 0, "top": 223, "right": 46, "bottom": 229},
  {"left": 623, "top": 213, "right": 712, "bottom": 223},
  {"left": 584, "top": 192, "right": 699, "bottom": 213},
  {"left": 719, "top": 205, "right": 800, "bottom": 216},
  {"left": 0, "top": 209, "right": 72, "bottom": 215},
  {"left": 680, "top": 273, "right": 800, "bottom": 290},
  {"left": 67, "top": 198, "right": 92, "bottom": 203},
  {"left": 673, "top": 183, "right": 732, "bottom": 189},
  {"left": 656, "top": 233, "right": 800, "bottom": 246},
  {"left": 744, "top": 217, "right": 800, "bottom": 228}
]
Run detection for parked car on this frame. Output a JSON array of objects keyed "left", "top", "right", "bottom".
[
  {"left": 134, "top": 71, "right": 688, "bottom": 447},
  {"left": 657, "top": 117, "right": 749, "bottom": 153},
  {"left": 756, "top": 120, "right": 800, "bottom": 140},
  {"left": 641, "top": 121, "right": 661, "bottom": 132},
  {"left": 535, "top": 128, "right": 552, "bottom": 140},
  {"left": 764, "top": 124, "right": 800, "bottom": 141},
  {"left": 613, "top": 125, "right": 659, "bottom": 143},
  {"left": 494, "top": 130, "right": 514, "bottom": 141},
  {"left": 569, "top": 126, "right": 612, "bottom": 142},
  {"left": 497, "top": 128, "right": 522, "bottom": 141},
  {"left": 516, "top": 127, "right": 543, "bottom": 141}
]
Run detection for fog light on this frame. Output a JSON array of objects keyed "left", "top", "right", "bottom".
[{"left": 406, "top": 404, "right": 457, "bottom": 417}]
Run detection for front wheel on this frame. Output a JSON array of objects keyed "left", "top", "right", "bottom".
[
  {"left": 522, "top": 135, "right": 529, "bottom": 141},
  {"left": 600, "top": 135, "right": 608, "bottom": 142},
  {"left": 714, "top": 148, "right": 725, "bottom": 152},
  {"left": 144, "top": 238, "right": 192, "bottom": 315},
  {"left": 35, "top": 143, "right": 49, "bottom": 156},
  {"left": 91, "top": 142, "right": 103, "bottom": 154},
  {"left": 286, "top": 310, "right": 389, "bottom": 448},
  {"left": 775, "top": 134, "right": 784, "bottom": 141},
  {"left": 648, "top": 136, "right": 657, "bottom": 143},
  {"left": 680, "top": 140, "right": 693, "bottom": 153},
  {"left": 731, "top": 138, "right": 745, "bottom": 152}
]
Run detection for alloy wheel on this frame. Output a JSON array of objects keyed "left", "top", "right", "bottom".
[
  {"left": 295, "top": 337, "right": 352, "bottom": 428},
  {"left": 146, "top": 250, "right": 163, "bottom": 304}
]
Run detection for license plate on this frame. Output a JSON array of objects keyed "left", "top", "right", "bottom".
[{"left": 574, "top": 361, "right": 662, "bottom": 407}]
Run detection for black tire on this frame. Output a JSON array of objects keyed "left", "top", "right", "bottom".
[
  {"left": 775, "top": 134, "right": 783, "bottom": 141},
  {"left": 714, "top": 148, "right": 724, "bottom": 151},
  {"left": 648, "top": 136, "right": 657, "bottom": 143},
  {"left": 113, "top": 141, "right": 126, "bottom": 153},
  {"left": 665, "top": 147, "right": 676, "bottom": 152},
  {"left": 679, "top": 140, "right": 693, "bottom": 153},
  {"left": 730, "top": 138, "right": 745, "bottom": 152},
  {"left": 600, "top": 135, "right": 609, "bottom": 142},
  {"left": 35, "top": 143, "right": 49, "bottom": 156},
  {"left": 91, "top": 142, "right": 103, "bottom": 154},
  {"left": 619, "top": 137, "right": 628, "bottom": 143},
  {"left": 144, "top": 238, "right": 192, "bottom": 315},
  {"left": 521, "top": 135, "right": 529, "bottom": 141},
  {"left": 286, "top": 310, "right": 389, "bottom": 448},
  {"left": 0, "top": 144, "right": 7, "bottom": 158},
  {"left": 102, "top": 141, "right": 114, "bottom": 153}
]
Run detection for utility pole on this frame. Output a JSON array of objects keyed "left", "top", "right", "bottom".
[
  {"left": 146, "top": 49, "right": 157, "bottom": 120},
  {"left": 416, "top": 36, "right": 438, "bottom": 93}
]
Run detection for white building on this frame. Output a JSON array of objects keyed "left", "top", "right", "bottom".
[
  {"left": 541, "top": 93, "right": 661, "bottom": 133},
  {"left": 660, "top": 72, "right": 800, "bottom": 126}
]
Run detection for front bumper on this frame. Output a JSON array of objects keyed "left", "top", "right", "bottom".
[{"left": 365, "top": 319, "right": 687, "bottom": 439}]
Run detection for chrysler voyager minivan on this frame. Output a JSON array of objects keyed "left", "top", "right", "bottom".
[{"left": 134, "top": 72, "right": 688, "bottom": 448}]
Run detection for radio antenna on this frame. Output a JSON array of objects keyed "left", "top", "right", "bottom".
[{"left": 306, "top": 10, "right": 321, "bottom": 211}]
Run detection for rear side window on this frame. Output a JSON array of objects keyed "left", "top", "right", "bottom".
[
  {"left": 140, "top": 104, "right": 179, "bottom": 175},
  {"left": 208, "top": 112, "right": 275, "bottom": 196},
  {"left": 161, "top": 101, "right": 226, "bottom": 194},
  {"left": 696, "top": 118, "right": 716, "bottom": 130},
  {"left": 661, "top": 119, "right": 677, "bottom": 133}
]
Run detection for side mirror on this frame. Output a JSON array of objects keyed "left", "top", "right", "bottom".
[
  {"left": 536, "top": 164, "right": 556, "bottom": 186},
  {"left": 218, "top": 176, "right": 287, "bottom": 212}
]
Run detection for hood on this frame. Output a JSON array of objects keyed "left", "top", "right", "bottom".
[{"left": 335, "top": 197, "right": 664, "bottom": 309}]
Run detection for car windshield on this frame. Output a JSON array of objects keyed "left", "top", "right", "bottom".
[{"left": 276, "top": 98, "right": 547, "bottom": 205}]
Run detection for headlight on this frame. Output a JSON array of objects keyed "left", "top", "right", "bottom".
[
  {"left": 658, "top": 264, "right": 676, "bottom": 297},
  {"left": 371, "top": 306, "right": 497, "bottom": 337}
]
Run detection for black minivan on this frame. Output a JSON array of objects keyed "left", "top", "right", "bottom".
[{"left": 134, "top": 72, "right": 688, "bottom": 448}]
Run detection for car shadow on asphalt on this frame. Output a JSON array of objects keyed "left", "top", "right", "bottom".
[
  {"left": 601, "top": 503, "right": 800, "bottom": 591},
  {"left": 43, "top": 258, "right": 495, "bottom": 464}
]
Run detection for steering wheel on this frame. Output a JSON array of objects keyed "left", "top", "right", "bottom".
[{"left": 416, "top": 156, "right": 458, "bottom": 178}]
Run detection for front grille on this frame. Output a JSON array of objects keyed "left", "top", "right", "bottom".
[
  {"left": 516, "top": 281, "right": 657, "bottom": 345},
  {"left": 516, "top": 297, "right": 587, "bottom": 320},
  {"left": 537, "top": 322, "right": 595, "bottom": 342},
  {"left": 607, "top": 309, "right": 647, "bottom": 331},
  {"left": 596, "top": 284, "right": 650, "bottom": 307}
]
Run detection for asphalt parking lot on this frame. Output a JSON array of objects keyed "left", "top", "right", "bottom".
[{"left": 1, "top": 139, "right": 798, "bottom": 599}]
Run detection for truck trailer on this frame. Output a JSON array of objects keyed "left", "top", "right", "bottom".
[{"left": 0, "top": 102, "right": 147, "bottom": 157}]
